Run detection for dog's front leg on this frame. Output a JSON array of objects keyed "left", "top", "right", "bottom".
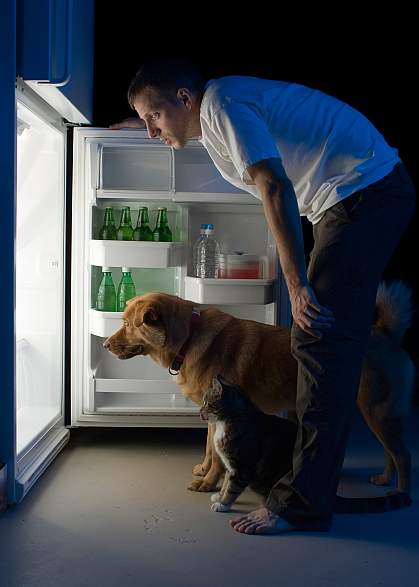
[
  {"left": 192, "top": 422, "right": 213, "bottom": 477},
  {"left": 188, "top": 424, "right": 224, "bottom": 492}
]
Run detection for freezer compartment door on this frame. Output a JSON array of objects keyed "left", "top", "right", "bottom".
[{"left": 17, "top": 0, "right": 94, "bottom": 123}]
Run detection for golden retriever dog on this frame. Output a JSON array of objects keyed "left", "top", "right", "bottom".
[{"left": 103, "top": 282, "right": 414, "bottom": 501}]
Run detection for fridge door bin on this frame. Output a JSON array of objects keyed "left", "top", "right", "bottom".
[
  {"left": 184, "top": 277, "right": 274, "bottom": 305},
  {"left": 90, "top": 309, "right": 123, "bottom": 337},
  {"left": 93, "top": 378, "right": 199, "bottom": 414},
  {"left": 89, "top": 240, "right": 185, "bottom": 268}
]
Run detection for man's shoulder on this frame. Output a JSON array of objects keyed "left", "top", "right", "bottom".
[{"left": 201, "top": 76, "right": 260, "bottom": 119}]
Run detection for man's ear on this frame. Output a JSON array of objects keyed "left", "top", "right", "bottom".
[{"left": 177, "top": 87, "right": 193, "bottom": 110}]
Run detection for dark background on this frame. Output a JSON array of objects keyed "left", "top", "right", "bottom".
[{"left": 92, "top": 7, "right": 418, "bottom": 393}]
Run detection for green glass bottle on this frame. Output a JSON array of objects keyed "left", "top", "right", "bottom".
[
  {"left": 98, "top": 207, "right": 117, "bottom": 240},
  {"left": 96, "top": 267, "right": 116, "bottom": 311},
  {"left": 116, "top": 206, "right": 134, "bottom": 240},
  {"left": 152, "top": 207, "right": 172, "bottom": 242},
  {"left": 117, "top": 267, "right": 137, "bottom": 311},
  {"left": 133, "top": 207, "right": 153, "bottom": 241}
]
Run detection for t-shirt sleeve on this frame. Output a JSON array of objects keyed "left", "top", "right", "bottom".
[{"left": 210, "top": 102, "right": 281, "bottom": 185}]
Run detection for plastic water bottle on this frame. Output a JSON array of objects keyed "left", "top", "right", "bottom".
[{"left": 192, "top": 223, "right": 220, "bottom": 278}]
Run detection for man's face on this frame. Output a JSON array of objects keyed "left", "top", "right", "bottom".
[{"left": 133, "top": 88, "right": 193, "bottom": 149}]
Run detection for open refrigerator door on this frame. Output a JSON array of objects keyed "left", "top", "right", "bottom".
[{"left": 71, "top": 129, "right": 291, "bottom": 428}]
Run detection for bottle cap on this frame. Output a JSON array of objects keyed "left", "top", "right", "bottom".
[
  {"left": 102, "top": 266, "right": 112, "bottom": 272},
  {"left": 122, "top": 267, "right": 131, "bottom": 272},
  {"left": 200, "top": 223, "right": 214, "bottom": 229}
]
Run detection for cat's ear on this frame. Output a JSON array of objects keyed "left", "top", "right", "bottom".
[{"left": 213, "top": 375, "right": 224, "bottom": 395}]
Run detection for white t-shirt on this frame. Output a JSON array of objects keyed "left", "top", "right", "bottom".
[{"left": 199, "top": 76, "right": 400, "bottom": 224}]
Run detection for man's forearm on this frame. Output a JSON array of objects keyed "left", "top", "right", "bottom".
[{"left": 260, "top": 181, "right": 308, "bottom": 294}]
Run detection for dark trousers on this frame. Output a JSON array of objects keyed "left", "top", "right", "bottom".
[{"left": 265, "top": 162, "right": 416, "bottom": 527}]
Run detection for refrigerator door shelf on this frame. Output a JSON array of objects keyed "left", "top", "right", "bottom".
[
  {"left": 94, "top": 378, "right": 199, "bottom": 414},
  {"left": 89, "top": 240, "right": 185, "bottom": 268},
  {"left": 185, "top": 277, "right": 274, "bottom": 305},
  {"left": 90, "top": 309, "right": 123, "bottom": 338}
]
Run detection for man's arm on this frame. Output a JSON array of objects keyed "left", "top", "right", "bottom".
[{"left": 247, "top": 158, "right": 334, "bottom": 337}]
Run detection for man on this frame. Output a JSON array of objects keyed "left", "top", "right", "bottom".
[{"left": 111, "top": 57, "right": 416, "bottom": 535}]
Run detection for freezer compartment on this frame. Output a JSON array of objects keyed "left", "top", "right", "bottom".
[
  {"left": 98, "top": 143, "right": 173, "bottom": 192},
  {"left": 185, "top": 277, "right": 274, "bottom": 305},
  {"left": 93, "top": 378, "right": 198, "bottom": 414},
  {"left": 89, "top": 240, "right": 185, "bottom": 268}
]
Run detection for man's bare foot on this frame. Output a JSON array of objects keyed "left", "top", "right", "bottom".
[{"left": 230, "top": 507, "right": 294, "bottom": 535}]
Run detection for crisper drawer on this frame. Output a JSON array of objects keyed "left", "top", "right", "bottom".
[
  {"left": 184, "top": 277, "right": 274, "bottom": 305},
  {"left": 98, "top": 144, "right": 173, "bottom": 192},
  {"left": 89, "top": 240, "right": 185, "bottom": 268},
  {"left": 93, "top": 378, "right": 199, "bottom": 414}
]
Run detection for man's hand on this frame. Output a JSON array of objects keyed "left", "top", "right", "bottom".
[
  {"left": 290, "top": 284, "right": 334, "bottom": 338},
  {"left": 109, "top": 118, "right": 146, "bottom": 130}
]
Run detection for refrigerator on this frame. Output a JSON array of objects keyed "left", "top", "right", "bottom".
[{"left": 0, "top": 0, "right": 290, "bottom": 509}]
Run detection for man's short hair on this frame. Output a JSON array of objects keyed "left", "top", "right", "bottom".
[{"left": 127, "top": 56, "right": 205, "bottom": 109}]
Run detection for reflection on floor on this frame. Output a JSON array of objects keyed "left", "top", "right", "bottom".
[{"left": 0, "top": 409, "right": 418, "bottom": 587}]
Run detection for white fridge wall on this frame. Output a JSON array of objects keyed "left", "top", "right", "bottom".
[{"left": 71, "top": 129, "right": 289, "bottom": 427}]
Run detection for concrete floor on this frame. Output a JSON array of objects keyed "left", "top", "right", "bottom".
[{"left": 0, "top": 410, "right": 418, "bottom": 587}]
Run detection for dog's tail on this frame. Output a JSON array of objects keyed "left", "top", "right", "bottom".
[
  {"left": 334, "top": 492, "right": 412, "bottom": 514},
  {"left": 374, "top": 280, "right": 413, "bottom": 343}
]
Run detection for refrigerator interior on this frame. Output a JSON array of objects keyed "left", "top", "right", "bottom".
[
  {"left": 72, "top": 130, "right": 285, "bottom": 427},
  {"left": 16, "top": 100, "right": 65, "bottom": 455}
]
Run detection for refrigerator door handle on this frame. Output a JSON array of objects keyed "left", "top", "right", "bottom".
[{"left": 38, "top": 0, "right": 72, "bottom": 87}]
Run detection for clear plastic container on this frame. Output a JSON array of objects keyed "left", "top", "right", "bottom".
[{"left": 219, "top": 253, "right": 262, "bottom": 279}]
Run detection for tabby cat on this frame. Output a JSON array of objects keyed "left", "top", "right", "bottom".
[
  {"left": 200, "top": 375, "right": 297, "bottom": 512},
  {"left": 200, "top": 375, "right": 412, "bottom": 514}
]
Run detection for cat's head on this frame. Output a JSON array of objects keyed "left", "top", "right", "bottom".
[{"left": 200, "top": 375, "right": 249, "bottom": 421}]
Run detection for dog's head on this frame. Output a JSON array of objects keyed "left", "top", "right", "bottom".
[{"left": 103, "top": 292, "right": 194, "bottom": 362}]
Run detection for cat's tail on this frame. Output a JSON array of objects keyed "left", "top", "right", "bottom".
[
  {"left": 373, "top": 280, "right": 413, "bottom": 343},
  {"left": 334, "top": 492, "right": 412, "bottom": 514}
]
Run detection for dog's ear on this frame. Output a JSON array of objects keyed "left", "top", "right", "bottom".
[
  {"left": 143, "top": 307, "right": 159, "bottom": 326},
  {"left": 132, "top": 303, "right": 160, "bottom": 328}
]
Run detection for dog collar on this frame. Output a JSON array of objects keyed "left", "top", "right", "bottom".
[{"left": 169, "top": 308, "right": 201, "bottom": 376}]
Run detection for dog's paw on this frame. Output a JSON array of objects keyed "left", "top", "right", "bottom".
[
  {"left": 369, "top": 473, "right": 392, "bottom": 486},
  {"left": 211, "top": 501, "right": 231, "bottom": 512},
  {"left": 187, "top": 478, "right": 217, "bottom": 492},
  {"left": 210, "top": 492, "right": 222, "bottom": 503},
  {"left": 192, "top": 463, "right": 208, "bottom": 477}
]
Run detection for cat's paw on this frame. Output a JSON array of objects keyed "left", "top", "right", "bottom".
[
  {"left": 211, "top": 501, "right": 231, "bottom": 512},
  {"left": 210, "top": 492, "right": 222, "bottom": 503}
]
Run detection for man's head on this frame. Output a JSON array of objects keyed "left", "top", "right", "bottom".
[{"left": 127, "top": 57, "right": 205, "bottom": 149}]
